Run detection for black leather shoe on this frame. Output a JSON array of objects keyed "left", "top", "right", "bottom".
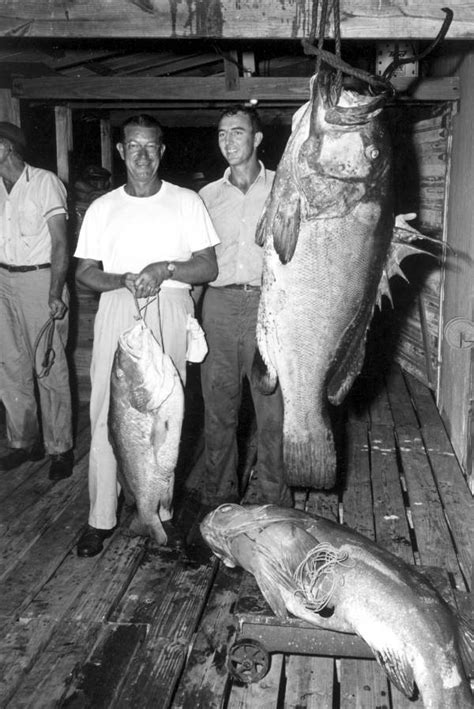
[
  {"left": 77, "top": 525, "right": 114, "bottom": 558},
  {"left": 49, "top": 449, "right": 74, "bottom": 481},
  {"left": 0, "top": 441, "right": 45, "bottom": 471}
]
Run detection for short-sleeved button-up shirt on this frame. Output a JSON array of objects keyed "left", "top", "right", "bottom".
[
  {"left": 199, "top": 162, "right": 274, "bottom": 287},
  {"left": 0, "top": 164, "right": 67, "bottom": 265}
]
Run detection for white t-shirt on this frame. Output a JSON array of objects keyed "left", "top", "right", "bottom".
[{"left": 74, "top": 181, "right": 219, "bottom": 289}]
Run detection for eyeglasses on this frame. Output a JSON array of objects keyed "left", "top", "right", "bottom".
[{"left": 124, "top": 141, "right": 161, "bottom": 155}]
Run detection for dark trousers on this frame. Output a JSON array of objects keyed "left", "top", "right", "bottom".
[{"left": 201, "top": 286, "right": 292, "bottom": 507}]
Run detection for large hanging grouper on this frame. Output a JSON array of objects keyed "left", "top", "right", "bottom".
[
  {"left": 201, "top": 504, "right": 474, "bottom": 709},
  {"left": 254, "top": 70, "right": 420, "bottom": 489}
]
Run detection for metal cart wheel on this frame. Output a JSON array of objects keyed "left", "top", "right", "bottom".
[{"left": 227, "top": 638, "right": 271, "bottom": 684}]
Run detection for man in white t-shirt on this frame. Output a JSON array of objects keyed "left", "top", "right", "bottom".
[{"left": 74, "top": 114, "right": 219, "bottom": 557}]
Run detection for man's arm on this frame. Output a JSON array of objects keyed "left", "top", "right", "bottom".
[
  {"left": 47, "top": 213, "right": 70, "bottom": 319},
  {"left": 134, "top": 246, "right": 218, "bottom": 299},
  {"left": 75, "top": 258, "right": 137, "bottom": 294}
]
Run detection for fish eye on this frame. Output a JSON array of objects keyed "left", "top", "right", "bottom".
[{"left": 365, "top": 145, "right": 379, "bottom": 160}]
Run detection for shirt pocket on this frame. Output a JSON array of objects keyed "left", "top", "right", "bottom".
[{"left": 19, "top": 205, "right": 42, "bottom": 239}]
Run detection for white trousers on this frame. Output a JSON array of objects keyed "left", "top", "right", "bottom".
[{"left": 88, "top": 287, "right": 193, "bottom": 529}]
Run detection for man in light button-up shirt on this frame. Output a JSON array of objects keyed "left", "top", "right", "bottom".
[
  {"left": 199, "top": 105, "right": 293, "bottom": 509},
  {"left": 0, "top": 122, "right": 73, "bottom": 481}
]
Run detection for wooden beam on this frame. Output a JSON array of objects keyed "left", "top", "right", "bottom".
[
  {"left": 12, "top": 76, "right": 460, "bottom": 103},
  {"left": 0, "top": 1, "right": 472, "bottom": 40},
  {"left": 108, "top": 108, "right": 296, "bottom": 127},
  {"left": 100, "top": 118, "right": 113, "bottom": 174}
]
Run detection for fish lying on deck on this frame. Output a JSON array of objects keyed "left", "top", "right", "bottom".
[
  {"left": 201, "top": 504, "right": 474, "bottom": 709},
  {"left": 253, "top": 70, "right": 429, "bottom": 490},
  {"left": 109, "top": 320, "right": 184, "bottom": 545}
]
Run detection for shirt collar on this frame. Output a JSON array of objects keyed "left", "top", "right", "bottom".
[{"left": 223, "top": 160, "right": 267, "bottom": 187}]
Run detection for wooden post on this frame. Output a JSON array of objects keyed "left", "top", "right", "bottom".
[
  {"left": 100, "top": 117, "right": 113, "bottom": 175},
  {"left": 0, "top": 89, "right": 20, "bottom": 124},
  {"left": 54, "top": 105, "right": 72, "bottom": 185},
  {"left": 224, "top": 50, "right": 240, "bottom": 91}
]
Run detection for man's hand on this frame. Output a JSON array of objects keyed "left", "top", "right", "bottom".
[
  {"left": 49, "top": 295, "right": 68, "bottom": 320},
  {"left": 121, "top": 272, "right": 139, "bottom": 293},
  {"left": 134, "top": 262, "right": 169, "bottom": 299}
]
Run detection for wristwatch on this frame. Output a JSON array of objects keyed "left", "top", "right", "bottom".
[{"left": 166, "top": 262, "right": 176, "bottom": 278}]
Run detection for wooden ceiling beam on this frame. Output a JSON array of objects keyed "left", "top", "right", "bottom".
[
  {"left": 0, "top": 1, "right": 472, "bottom": 40},
  {"left": 12, "top": 76, "right": 460, "bottom": 103}
]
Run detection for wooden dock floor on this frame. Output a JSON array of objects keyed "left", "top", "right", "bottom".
[{"left": 0, "top": 363, "right": 472, "bottom": 708}]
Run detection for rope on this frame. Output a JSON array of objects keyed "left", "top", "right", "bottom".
[
  {"left": 304, "top": 4, "right": 453, "bottom": 97},
  {"left": 293, "top": 543, "right": 353, "bottom": 613},
  {"left": 33, "top": 317, "right": 56, "bottom": 379},
  {"left": 302, "top": 39, "right": 395, "bottom": 95}
]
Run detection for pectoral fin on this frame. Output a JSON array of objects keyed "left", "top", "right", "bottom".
[
  {"left": 254, "top": 569, "right": 289, "bottom": 618},
  {"left": 369, "top": 643, "right": 416, "bottom": 699}
]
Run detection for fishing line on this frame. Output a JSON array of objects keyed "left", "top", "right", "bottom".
[
  {"left": 293, "top": 543, "right": 353, "bottom": 612},
  {"left": 33, "top": 317, "right": 56, "bottom": 379}
]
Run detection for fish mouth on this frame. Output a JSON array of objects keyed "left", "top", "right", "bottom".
[{"left": 315, "top": 70, "right": 388, "bottom": 126}]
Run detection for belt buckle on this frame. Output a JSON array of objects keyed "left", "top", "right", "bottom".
[{"left": 243, "top": 283, "right": 255, "bottom": 292}]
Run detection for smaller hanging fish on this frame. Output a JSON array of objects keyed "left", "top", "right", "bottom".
[
  {"left": 201, "top": 504, "right": 474, "bottom": 709},
  {"left": 109, "top": 319, "right": 184, "bottom": 545}
]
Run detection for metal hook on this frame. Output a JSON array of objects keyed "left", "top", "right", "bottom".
[{"left": 382, "top": 7, "right": 454, "bottom": 81}]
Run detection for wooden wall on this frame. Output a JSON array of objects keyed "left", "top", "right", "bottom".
[{"left": 434, "top": 47, "right": 474, "bottom": 490}]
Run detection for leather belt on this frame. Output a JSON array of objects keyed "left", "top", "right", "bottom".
[
  {"left": 0, "top": 262, "right": 51, "bottom": 273},
  {"left": 221, "top": 283, "right": 261, "bottom": 292}
]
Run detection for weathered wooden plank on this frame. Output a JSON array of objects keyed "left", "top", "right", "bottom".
[
  {"left": 3, "top": 619, "right": 104, "bottom": 707},
  {"left": 395, "top": 425, "right": 465, "bottom": 588},
  {"left": 112, "top": 554, "right": 218, "bottom": 706},
  {"left": 69, "top": 535, "right": 145, "bottom": 623},
  {"left": 284, "top": 655, "right": 335, "bottom": 709},
  {"left": 369, "top": 423, "right": 414, "bottom": 563},
  {"left": 385, "top": 366, "right": 420, "bottom": 428},
  {"left": 172, "top": 565, "right": 241, "bottom": 709},
  {"left": 0, "top": 617, "right": 53, "bottom": 705},
  {"left": 12, "top": 76, "right": 460, "bottom": 103},
  {"left": 0, "top": 477, "right": 89, "bottom": 618},
  {"left": 1, "top": 1, "right": 472, "bottom": 39},
  {"left": 340, "top": 417, "right": 395, "bottom": 707},
  {"left": 339, "top": 660, "right": 393, "bottom": 709},
  {"left": 21, "top": 526, "right": 143, "bottom": 623},
  {"left": 368, "top": 378, "right": 393, "bottom": 426},
  {"left": 341, "top": 421, "right": 373, "bottom": 538},
  {"left": 417, "top": 426, "right": 473, "bottom": 588},
  {"left": 59, "top": 622, "right": 147, "bottom": 707},
  {"left": 0, "top": 460, "right": 89, "bottom": 581},
  {"left": 306, "top": 489, "right": 339, "bottom": 523}
]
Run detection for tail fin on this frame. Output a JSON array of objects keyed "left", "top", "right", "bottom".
[
  {"left": 283, "top": 426, "right": 337, "bottom": 490},
  {"left": 251, "top": 347, "right": 278, "bottom": 395}
]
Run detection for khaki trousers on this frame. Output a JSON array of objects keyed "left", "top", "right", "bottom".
[{"left": 0, "top": 268, "right": 72, "bottom": 453}]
